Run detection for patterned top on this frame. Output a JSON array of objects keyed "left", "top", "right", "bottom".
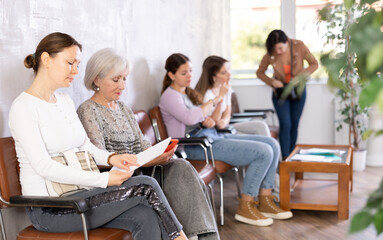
[{"left": 77, "top": 100, "right": 151, "bottom": 154}]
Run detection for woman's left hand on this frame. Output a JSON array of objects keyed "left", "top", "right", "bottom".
[
  {"left": 143, "top": 145, "right": 177, "bottom": 167},
  {"left": 202, "top": 117, "right": 215, "bottom": 128},
  {"left": 109, "top": 154, "right": 139, "bottom": 171},
  {"left": 215, "top": 119, "right": 227, "bottom": 129}
]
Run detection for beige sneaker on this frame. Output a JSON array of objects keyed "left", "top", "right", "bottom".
[
  {"left": 234, "top": 198, "right": 273, "bottom": 226},
  {"left": 258, "top": 195, "right": 293, "bottom": 220}
]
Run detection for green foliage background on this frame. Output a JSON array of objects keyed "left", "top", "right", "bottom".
[{"left": 319, "top": 0, "right": 383, "bottom": 236}]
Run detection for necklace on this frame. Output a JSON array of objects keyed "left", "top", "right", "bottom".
[
  {"left": 31, "top": 90, "right": 56, "bottom": 103},
  {"left": 93, "top": 93, "right": 118, "bottom": 110}
]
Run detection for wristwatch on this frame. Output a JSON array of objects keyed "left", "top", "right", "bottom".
[{"left": 210, "top": 99, "right": 217, "bottom": 107}]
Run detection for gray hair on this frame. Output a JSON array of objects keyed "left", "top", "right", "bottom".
[{"left": 84, "top": 48, "right": 129, "bottom": 91}]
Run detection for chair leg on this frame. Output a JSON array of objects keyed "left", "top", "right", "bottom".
[
  {"left": 232, "top": 167, "right": 242, "bottom": 198},
  {"left": 80, "top": 213, "right": 89, "bottom": 240},
  {"left": 207, "top": 183, "right": 216, "bottom": 221},
  {"left": 0, "top": 210, "right": 7, "bottom": 240},
  {"left": 217, "top": 173, "right": 224, "bottom": 226}
]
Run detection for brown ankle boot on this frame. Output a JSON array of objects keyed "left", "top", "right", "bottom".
[
  {"left": 258, "top": 195, "right": 293, "bottom": 219},
  {"left": 234, "top": 198, "right": 273, "bottom": 226}
]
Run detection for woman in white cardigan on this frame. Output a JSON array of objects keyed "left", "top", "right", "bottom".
[{"left": 8, "top": 32, "right": 186, "bottom": 240}]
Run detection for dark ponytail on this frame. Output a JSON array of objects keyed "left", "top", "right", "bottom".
[{"left": 162, "top": 53, "right": 203, "bottom": 105}]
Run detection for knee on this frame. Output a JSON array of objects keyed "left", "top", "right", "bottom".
[
  {"left": 269, "top": 137, "right": 280, "bottom": 150},
  {"left": 131, "top": 175, "right": 160, "bottom": 189},
  {"left": 259, "top": 144, "right": 273, "bottom": 164},
  {"left": 279, "top": 120, "right": 291, "bottom": 130},
  {"left": 169, "top": 158, "right": 193, "bottom": 171},
  {"left": 131, "top": 205, "right": 158, "bottom": 223}
]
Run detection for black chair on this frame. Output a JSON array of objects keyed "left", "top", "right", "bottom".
[
  {"left": 231, "top": 91, "right": 279, "bottom": 139},
  {"left": 0, "top": 137, "right": 132, "bottom": 240},
  {"left": 149, "top": 106, "right": 242, "bottom": 226}
]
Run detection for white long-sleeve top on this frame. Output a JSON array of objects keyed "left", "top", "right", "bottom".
[{"left": 8, "top": 92, "right": 110, "bottom": 196}]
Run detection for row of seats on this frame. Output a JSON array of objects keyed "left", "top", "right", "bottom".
[
  {"left": 0, "top": 107, "right": 239, "bottom": 239},
  {"left": 0, "top": 97, "right": 278, "bottom": 239}
]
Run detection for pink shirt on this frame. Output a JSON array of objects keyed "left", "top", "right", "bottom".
[{"left": 159, "top": 87, "right": 205, "bottom": 138}]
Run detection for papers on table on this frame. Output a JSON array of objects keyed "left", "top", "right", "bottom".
[
  {"left": 299, "top": 148, "right": 345, "bottom": 155},
  {"left": 291, "top": 154, "right": 336, "bottom": 162},
  {"left": 290, "top": 148, "right": 345, "bottom": 162},
  {"left": 111, "top": 137, "right": 171, "bottom": 172}
]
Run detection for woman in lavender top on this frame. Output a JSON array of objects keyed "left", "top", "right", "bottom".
[{"left": 159, "top": 53, "right": 293, "bottom": 227}]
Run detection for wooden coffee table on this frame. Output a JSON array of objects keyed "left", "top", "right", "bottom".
[{"left": 279, "top": 144, "right": 353, "bottom": 220}]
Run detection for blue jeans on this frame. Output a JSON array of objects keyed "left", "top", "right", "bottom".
[
  {"left": 184, "top": 131, "right": 280, "bottom": 196},
  {"left": 272, "top": 88, "right": 306, "bottom": 158},
  {"left": 26, "top": 175, "right": 182, "bottom": 240}
]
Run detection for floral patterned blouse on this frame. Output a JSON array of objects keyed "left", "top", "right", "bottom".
[{"left": 77, "top": 99, "right": 151, "bottom": 154}]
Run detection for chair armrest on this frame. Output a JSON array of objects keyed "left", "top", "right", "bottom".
[
  {"left": 244, "top": 108, "right": 275, "bottom": 114},
  {"left": 229, "top": 117, "right": 253, "bottom": 124},
  {"left": 98, "top": 165, "right": 112, "bottom": 172},
  {"left": 175, "top": 149, "right": 188, "bottom": 159},
  {"left": 10, "top": 195, "right": 89, "bottom": 213},
  {"left": 176, "top": 137, "right": 211, "bottom": 165},
  {"left": 216, "top": 126, "right": 237, "bottom": 134},
  {"left": 177, "top": 137, "right": 212, "bottom": 146},
  {"left": 231, "top": 112, "right": 266, "bottom": 119}
]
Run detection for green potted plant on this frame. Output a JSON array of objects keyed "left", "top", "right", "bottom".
[
  {"left": 318, "top": 2, "right": 370, "bottom": 171},
  {"left": 320, "top": 0, "right": 383, "bottom": 236},
  {"left": 348, "top": 0, "right": 383, "bottom": 236}
]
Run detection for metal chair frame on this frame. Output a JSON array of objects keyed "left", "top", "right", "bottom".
[{"left": 151, "top": 118, "right": 241, "bottom": 226}]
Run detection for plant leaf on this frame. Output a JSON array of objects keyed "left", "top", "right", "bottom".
[
  {"left": 360, "top": 0, "right": 378, "bottom": 4},
  {"left": 359, "top": 76, "right": 383, "bottom": 109},
  {"left": 374, "top": 129, "right": 383, "bottom": 137},
  {"left": 366, "top": 42, "right": 383, "bottom": 73},
  {"left": 349, "top": 211, "right": 373, "bottom": 234},
  {"left": 376, "top": 89, "right": 383, "bottom": 112},
  {"left": 373, "top": 210, "right": 383, "bottom": 235},
  {"left": 362, "top": 129, "right": 374, "bottom": 140},
  {"left": 344, "top": 0, "right": 354, "bottom": 9}
]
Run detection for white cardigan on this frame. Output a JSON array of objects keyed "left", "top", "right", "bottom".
[{"left": 9, "top": 92, "right": 110, "bottom": 196}]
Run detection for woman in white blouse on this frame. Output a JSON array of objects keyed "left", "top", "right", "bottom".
[{"left": 8, "top": 32, "right": 187, "bottom": 240}]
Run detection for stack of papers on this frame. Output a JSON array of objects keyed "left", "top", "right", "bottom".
[
  {"left": 111, "top": 137, "right": 171, "bottom": 172},
  {"left": 290, "top": 148, "right": 345, "bottom": 162},
  {"left": 291, "top": 154, "right": 336, "bottom": 162},
  {"left": 299, "top": 148, "right": 345, "bottom": 156}
]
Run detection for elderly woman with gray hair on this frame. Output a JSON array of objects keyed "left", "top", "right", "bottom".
[{"left": 77, "top": 48, "right": 220, "bottom": 240}]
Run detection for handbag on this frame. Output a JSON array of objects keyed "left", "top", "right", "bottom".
[
  {"left": 45, "top": 149, "right": 100, "bottom": 196},
  {"left": 275, "top": 83, "right": 299, "bottom": 101},
  {"left": 274, "top": 40, "right": 300, "bottom": 101}
]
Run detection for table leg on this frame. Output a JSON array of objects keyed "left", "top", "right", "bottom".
[
  {"left": 279, "top": 165, "right": 290, "bottom": 210},
  {"left": 295, "top": 172, "right": 304, "bottom": 180},
  {"left": 338, "top": 167, "right": 350, "bottom": 219}
]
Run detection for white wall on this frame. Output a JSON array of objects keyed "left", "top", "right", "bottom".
[
  {"left": 0, "top": 1, "right": 230, "bottom": 239},
  {"left": 0, "top": 0, "right": 230, "bottom": 138},
  {"left": 232, "top": 80, "right": 336, "bottom": 145}
]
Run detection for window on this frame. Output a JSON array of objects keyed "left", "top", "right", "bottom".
[
  {"left": 230, "top": 0, "right": 341, "bottom": 81},
  {"left": 230, "top": 0, "right": 280, "bottom": 80},
  {"left": 296, "top": 0, "right": 343, "bottom": 79}
]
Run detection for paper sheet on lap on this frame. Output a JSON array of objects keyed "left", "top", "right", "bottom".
[{"left": 111, "top": 137, "right": 171, "bottom": 172}]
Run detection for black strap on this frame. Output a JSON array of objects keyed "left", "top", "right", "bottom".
[{"left": 290, "top": 39, "right": 293, "bottom": 79}]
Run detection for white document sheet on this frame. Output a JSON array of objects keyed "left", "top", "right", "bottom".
[
  {"left": 111, "top": 137, "right": 171, "bottom": 172},
  {"left": 291, "top": 154, "right": 335, "bottom": 162}
]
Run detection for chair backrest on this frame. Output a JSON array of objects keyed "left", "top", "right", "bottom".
[
  {"left": 148, "top": 106, "right": 169, "bottom": 141},
  {"left": 231, "top": 92, "right": 240, "bottom": 114},
  {"left": 0, "top": 137, "right": 21, "bottom": 208},
  {"left": 134, "top": 110, "right": 157, "bottom": 146}
]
